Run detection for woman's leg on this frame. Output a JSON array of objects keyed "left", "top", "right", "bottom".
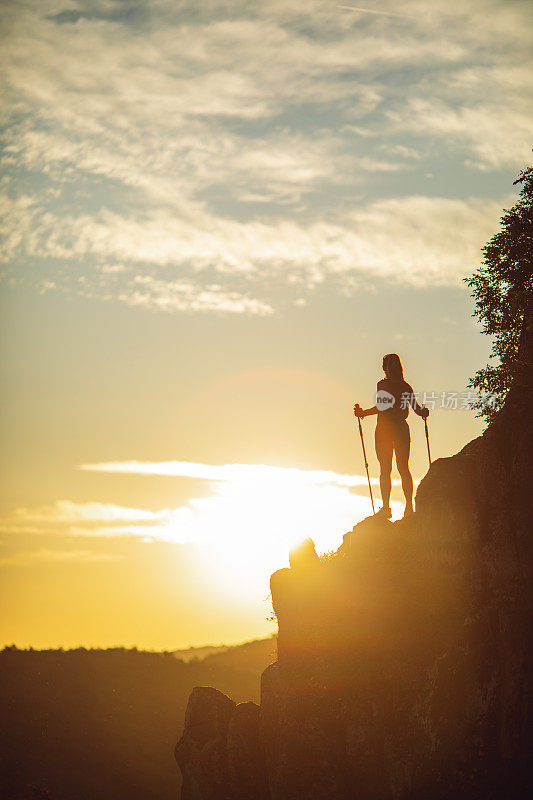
[
  {"left": 375, "top": 424, "right": 393, "bottom": 510},
  {"left": 395, "top": 423, "right": 413, "bottom": 510}
]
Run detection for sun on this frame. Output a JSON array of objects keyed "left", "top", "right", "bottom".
[{"left": 171, "top": 466, "right": 401, "bottom": 603}]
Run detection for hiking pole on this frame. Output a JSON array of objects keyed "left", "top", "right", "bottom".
[
  {"left": 424, "top": 416, "right": 432, "bottom": 467},
  {"left": 355, "top": 412, "right": 375, "bottom": 514}
]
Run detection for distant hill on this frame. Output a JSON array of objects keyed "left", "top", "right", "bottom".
[
  {"left": 0, "top": 636, "right": 276, "bottom": 800},
  {"left": 171, "top": 643, "right": 229, "bottom": 662},
  {"left": 170, "top": 635, "right": 277, "bottom": 665}
]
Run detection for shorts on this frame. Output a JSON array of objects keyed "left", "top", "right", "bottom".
[{"left": 375, "top": 419, "right": 410, "bottom": 470}]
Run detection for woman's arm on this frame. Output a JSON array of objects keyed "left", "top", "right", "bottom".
[
  {"left": 409, "top": 393, "right": 429, "bottom": 418},
  {"left": 354, "top": 404, "right": 377, "bottom": 418}
]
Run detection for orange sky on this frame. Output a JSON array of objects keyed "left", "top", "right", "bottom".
[
  {"left": 1, "top": 0, "right": 531, "bottom": 649},
  {"left": 0, "top": 290, "right": 491, "bottom": 649}
]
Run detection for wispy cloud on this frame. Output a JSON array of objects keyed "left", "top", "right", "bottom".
[
  {"left": 1, "top": 501, "right": 196, "bottom": 542},
  {"left": 388, "top": 97, "right": 533, "bottom": 171},
  {"left": 11, "top": 501, "right": 170, "bottom": 524},
  {"left": 1, "top": 0, "right": 531, "bottom": 311},
  {"left": 79, "top": 459, "right": 387, "bottom": 488},
  {"left": 120, "top": 277, "right": 274, "bottom": 316},
  {"left": 1, "top": 190, "right": 505, "bottom": 294},
  {"left": 337, "top": 5, "right": 417, "bottom": 20}
]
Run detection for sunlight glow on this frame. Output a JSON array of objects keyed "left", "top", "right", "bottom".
[
  {"left": 79, "top": 461, "right": 404, "bottom": 601},
  {"left": 185, "top": 478, "right": 375, "bottom": 599},
  {"left": 3, "top": 463, "right": 407, "bottom": 603}
]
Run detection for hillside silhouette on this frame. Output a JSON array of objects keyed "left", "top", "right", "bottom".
[
  {"left": 0, "top": 637, "right": 276, "bottom": 800},
  {"left": 176, "top": 306, "right": 533, "bottom": 798}
]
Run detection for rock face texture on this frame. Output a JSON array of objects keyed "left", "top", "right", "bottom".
[
  {"left": 175, "top": 308, "right": 532, "bottom": 799},
  {"left": 175, "top": 687, "right": 269, "bottom": 800}
]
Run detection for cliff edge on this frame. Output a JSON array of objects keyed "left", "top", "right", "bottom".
[{"left": 175, "top": 307, "right": 533, "bottom": 800}]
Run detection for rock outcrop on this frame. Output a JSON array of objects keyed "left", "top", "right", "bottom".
[
  {"left": 175, "top": 687, "right": 269, "bottom": 800},
  {"left": 175, "top": 307, "right": 532, "bottom": 799}
]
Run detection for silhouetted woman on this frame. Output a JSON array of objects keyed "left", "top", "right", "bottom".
[{"left": 354, "top": 353, "right": 429, "bottom": 519}]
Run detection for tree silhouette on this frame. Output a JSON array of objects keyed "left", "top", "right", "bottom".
[{"left": 465, "top": 163, "right": 533, "bottom": 423}]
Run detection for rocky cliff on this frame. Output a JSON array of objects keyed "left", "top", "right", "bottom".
[{"left": 175, "top": 307, "right": 532, "bottom": 800}]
